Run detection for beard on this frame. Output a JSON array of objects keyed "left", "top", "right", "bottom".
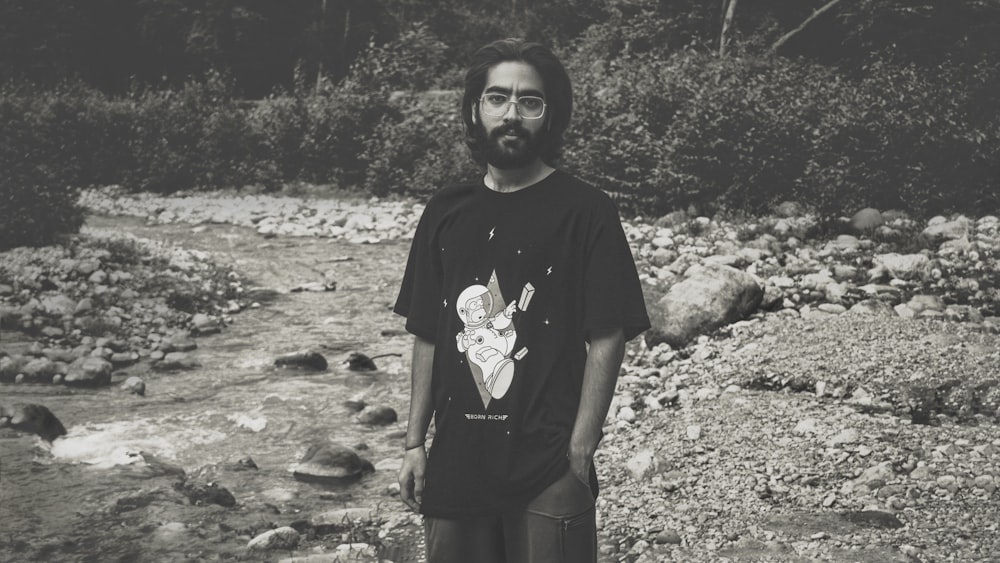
[{"left": 476, "top": 122, "right": 544, "bottom": 169}]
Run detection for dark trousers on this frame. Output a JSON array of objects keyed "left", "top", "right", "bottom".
[{"left": 424, "top": 468, "right": 597, "bottom": 563}]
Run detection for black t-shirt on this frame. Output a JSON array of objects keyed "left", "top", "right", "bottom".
[{"left": 394, "top": 170, "right": 650, "bottom": 518}]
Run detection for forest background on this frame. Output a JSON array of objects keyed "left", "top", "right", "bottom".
[{"left": 2, "top": 0, "right": 999, "bottom": 250}]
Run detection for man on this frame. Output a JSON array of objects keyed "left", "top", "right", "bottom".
[{"left": 394, "top": 38, "right": 650, "bottom": 563}]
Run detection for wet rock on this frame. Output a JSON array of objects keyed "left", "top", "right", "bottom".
[
  {"left": 191, "top": 313, "right": 222, "bottom": 335},
  {"left": 344, "top": 352, "right": 378, "bottom": 371},
  {"left": 111, "top": 488, "right": 170, "bottom": 514},
  {"left": 291, "top": 442, "right": 374, "bottom": 484},
  {"left": 646, "top": 264, "right": 763, "bottom": 348},
  {"left": 274, "top": 350, "right": 328, "bottom": 371},
  {"left": 64, "top": 357, "right": 113, "bottom": 386},
  {"left": 174, "top": 480, "right": 237, "bottom": 507},
  {"left": 159, "top": 335, "right": 198, "bottom": 353},
  {"left": 356, "top": 405, "right": 398, "bottom": 426},
  {"left": 840, "top": 510, "right": 904, "bottom": 529},
  {"left": 121, "top": 376, "right": 146, "bottom": 396},
  {"left": 248, "top": 526, "right": 300, "bottom": 551},
  {"left": 155, "top": 352, "right": 199, "bottom": 371},
  {"left": 0, "top": 403, "right": 67, "bottom": 442}
]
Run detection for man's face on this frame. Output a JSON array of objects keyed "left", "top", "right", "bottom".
[{"left": 476, "top": 61, "right": 547, "bottom": 169}]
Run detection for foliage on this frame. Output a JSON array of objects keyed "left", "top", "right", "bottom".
[
  {"left": 0, "top": 82, "right": 87, "bottom": 250},
  {"left": 362, "top": 91, "right": 478, "bottom": 197},
  {"left": 563, "top": 44, "right": 1000, "bottom": 218}
]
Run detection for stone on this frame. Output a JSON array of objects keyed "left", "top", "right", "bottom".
[
  {"left": 191, "top": 313, "right": 222, "bottom": 335},
  {"left": 39, "top": 294, "right": 76, "bottom": 317},
  {"left": 160, "top": 335, "right": 198, "bottom": 353},
  {"left": 20, "top": 357, "right": 58, "bottom": 383},
  {"left": 121, "top": 376, "right": 146, "bottom": 396},
  {"left": 921, "top": 217, "right": 970, "bottom": 244},
  {"left": 64, "top": 357, "right": 113, "bottom": 386},
  {"left": 274, "top": 350, "right": 328, "bottom": 371},
  {"left": 847, "top": 299, "right": 896, "bottom": 317},
  {"left": 654, "top": 530, "right": 682, "bottom": 545},
  {"left": 850, "top": 462, "right": 895, "bottom": 493},
  {"left": 0, "top": 403, "right": 68, "bottom": 442},
  {"left": 874, "top": 253, "right": 929, "bottom": 281},
  {"left": 291, "top": 442, "right": 375, "bottom": 483},
  {"left": 626, "top": 448, "right": 656, "bottom": 481},
  {"left": 646, "top": 264, "right": 763, "bottom": 348},
  {"left": 907, "top": 294, "right": 945, "bottom": 313},
  {"left": 827, "top": 428, "right": 861, "bottom": 447},
  {"left": 248, "top": 526, "right": 300, "bottom": 551},
  {"left": 851, "top": 208, "right": 883, "bottom": 231},
  {"left": 840, "top": 510, "right": 904, "bottom": 529},
  {"left": 686, "top": 425, "right": 702, "bottom": 440},
  {"left": 173, "top": 480, "right": 237, "bottom": 507},
  {"left": 155, "top": 352, "right": 199, "bottom": 371},
  {"left": 356, "top": 405, "right": 397, "bottom": 426},
  {"left": 793, "top": 418, "right": 819, "bottom": 435}
]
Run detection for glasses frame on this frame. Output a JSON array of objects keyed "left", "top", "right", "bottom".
[{"left": 479, "top": 93, "right": 547, "bottom": 120}]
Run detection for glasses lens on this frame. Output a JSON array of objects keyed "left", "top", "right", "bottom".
[
  {"left": 482, "top": 94, "right": 509, "bottom": 117},
  {"left": 518, "top": 97, "right": 545, "bottom": 118},
  {"left": 480, "top": 94, "right": 546, "bottom": 118}
]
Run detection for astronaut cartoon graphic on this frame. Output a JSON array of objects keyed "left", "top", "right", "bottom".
[{"left": 455, "top": 271, "right": 524, "bottom": 408}]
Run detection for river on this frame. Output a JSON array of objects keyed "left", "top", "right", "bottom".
[{"left": 1, "top": 215, "right": 424, "bottom": 562}]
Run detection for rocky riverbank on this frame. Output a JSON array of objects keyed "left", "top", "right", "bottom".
[{"left": 3, "top": 187, "right": 999, "bottom": 562}]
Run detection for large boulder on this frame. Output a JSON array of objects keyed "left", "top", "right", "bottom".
[
  {"left": 921, "top": 216, "right": 970, "bottom": 245},
  {"left": 851, "top": 208, "right": 883, "bottom": 232},
  {"left": 646, "top": 264, "right": 763, "bottom": 348},
  {"left": 64, "top": 357, "right": 113, "bottom": 386},
  {"left": 873, "top": 253, "right": 930, "bottom": 281},
  {"left": 291, "top": 442, "right": 374, "bottom": 484},
  {"left": 0, "top": 403, "right": 67, "bottom": 441}
]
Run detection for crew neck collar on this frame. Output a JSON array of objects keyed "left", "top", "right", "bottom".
[{"left": 481, "top": 168, "right": 559, "bottom": 195}]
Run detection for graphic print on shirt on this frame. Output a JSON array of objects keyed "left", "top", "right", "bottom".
[{"left": 455, "top": 270, "right": 535, "bottom": 409}]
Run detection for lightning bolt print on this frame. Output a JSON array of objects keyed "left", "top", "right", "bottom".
[
  {"left": 546, "top": 266, "right": 553, "bottom": 276},
  {"left": 489, "top": 227, "right": 496, "bottom": 240}
]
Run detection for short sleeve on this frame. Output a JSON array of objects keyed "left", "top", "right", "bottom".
[
  {"left": 394, "top": 203, "right": 444, "bottom": 340},
  {"left": 582, "top": 197, "right": 651, "bottom": 342}
]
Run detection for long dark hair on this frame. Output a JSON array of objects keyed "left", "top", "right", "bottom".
[{"left": 462, "top": 38, "right": 573, "bottom": 167}]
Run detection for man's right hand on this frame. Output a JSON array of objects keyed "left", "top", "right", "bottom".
[{"left": 398, "top": 446, "right": 426, "bottom": 512}]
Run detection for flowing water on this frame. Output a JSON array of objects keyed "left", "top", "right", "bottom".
[{"left": 1, "top": 215, "right": 424, "bottom": 562}]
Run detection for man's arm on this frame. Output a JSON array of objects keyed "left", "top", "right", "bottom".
[
  {"left": 568, "top": 327, "right": 626, "bottom": 482},
  {"left": 398, "top": 335, "right": 435, "bottom": 512}
]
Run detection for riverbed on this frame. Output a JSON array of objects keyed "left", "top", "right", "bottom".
[{"left": 1, "top": 215, "right": 423, "bottom": 562}]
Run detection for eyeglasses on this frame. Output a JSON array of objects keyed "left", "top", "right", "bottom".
[{"left": 479, "top": 93, "right": 546, "bottom": 119}]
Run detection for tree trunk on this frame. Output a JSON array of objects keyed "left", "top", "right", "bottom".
[
  {"left": 316, "top": 0, "right": 327, "bottom": 93},
  {"left": 719, "top": 0, "right": 739, "bottom": 57},
  {"left": 770, "top": 0, "right": 844, "bottom": 54}
]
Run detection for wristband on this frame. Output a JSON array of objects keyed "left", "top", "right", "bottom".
[{"left": 404, "top": 442, "right": 425, "bottom": 451}]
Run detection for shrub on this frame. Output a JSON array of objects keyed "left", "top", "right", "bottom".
[
  {"left": 362, "top": 90, "right": 477, "bottom": 197},
  {"left": 563, "top": 47, "right": 1000, "bottom": 219},
  {"left": 0, "top": 82, "right": 88, "bottom": 250}
]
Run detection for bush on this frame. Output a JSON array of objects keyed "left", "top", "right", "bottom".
[
  {"left": 0, "top": 82, "right": 88, "bottom": 250},
  {"left": 563, "top": 47, "right": 1000, "bottom": 218},
  {"left": 362, "top": 90, "right": 478, "bottom": 197}
]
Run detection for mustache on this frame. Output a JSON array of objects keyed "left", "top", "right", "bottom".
[{"left": 490, "top": 123, "right": 530, "bottom": 139}]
